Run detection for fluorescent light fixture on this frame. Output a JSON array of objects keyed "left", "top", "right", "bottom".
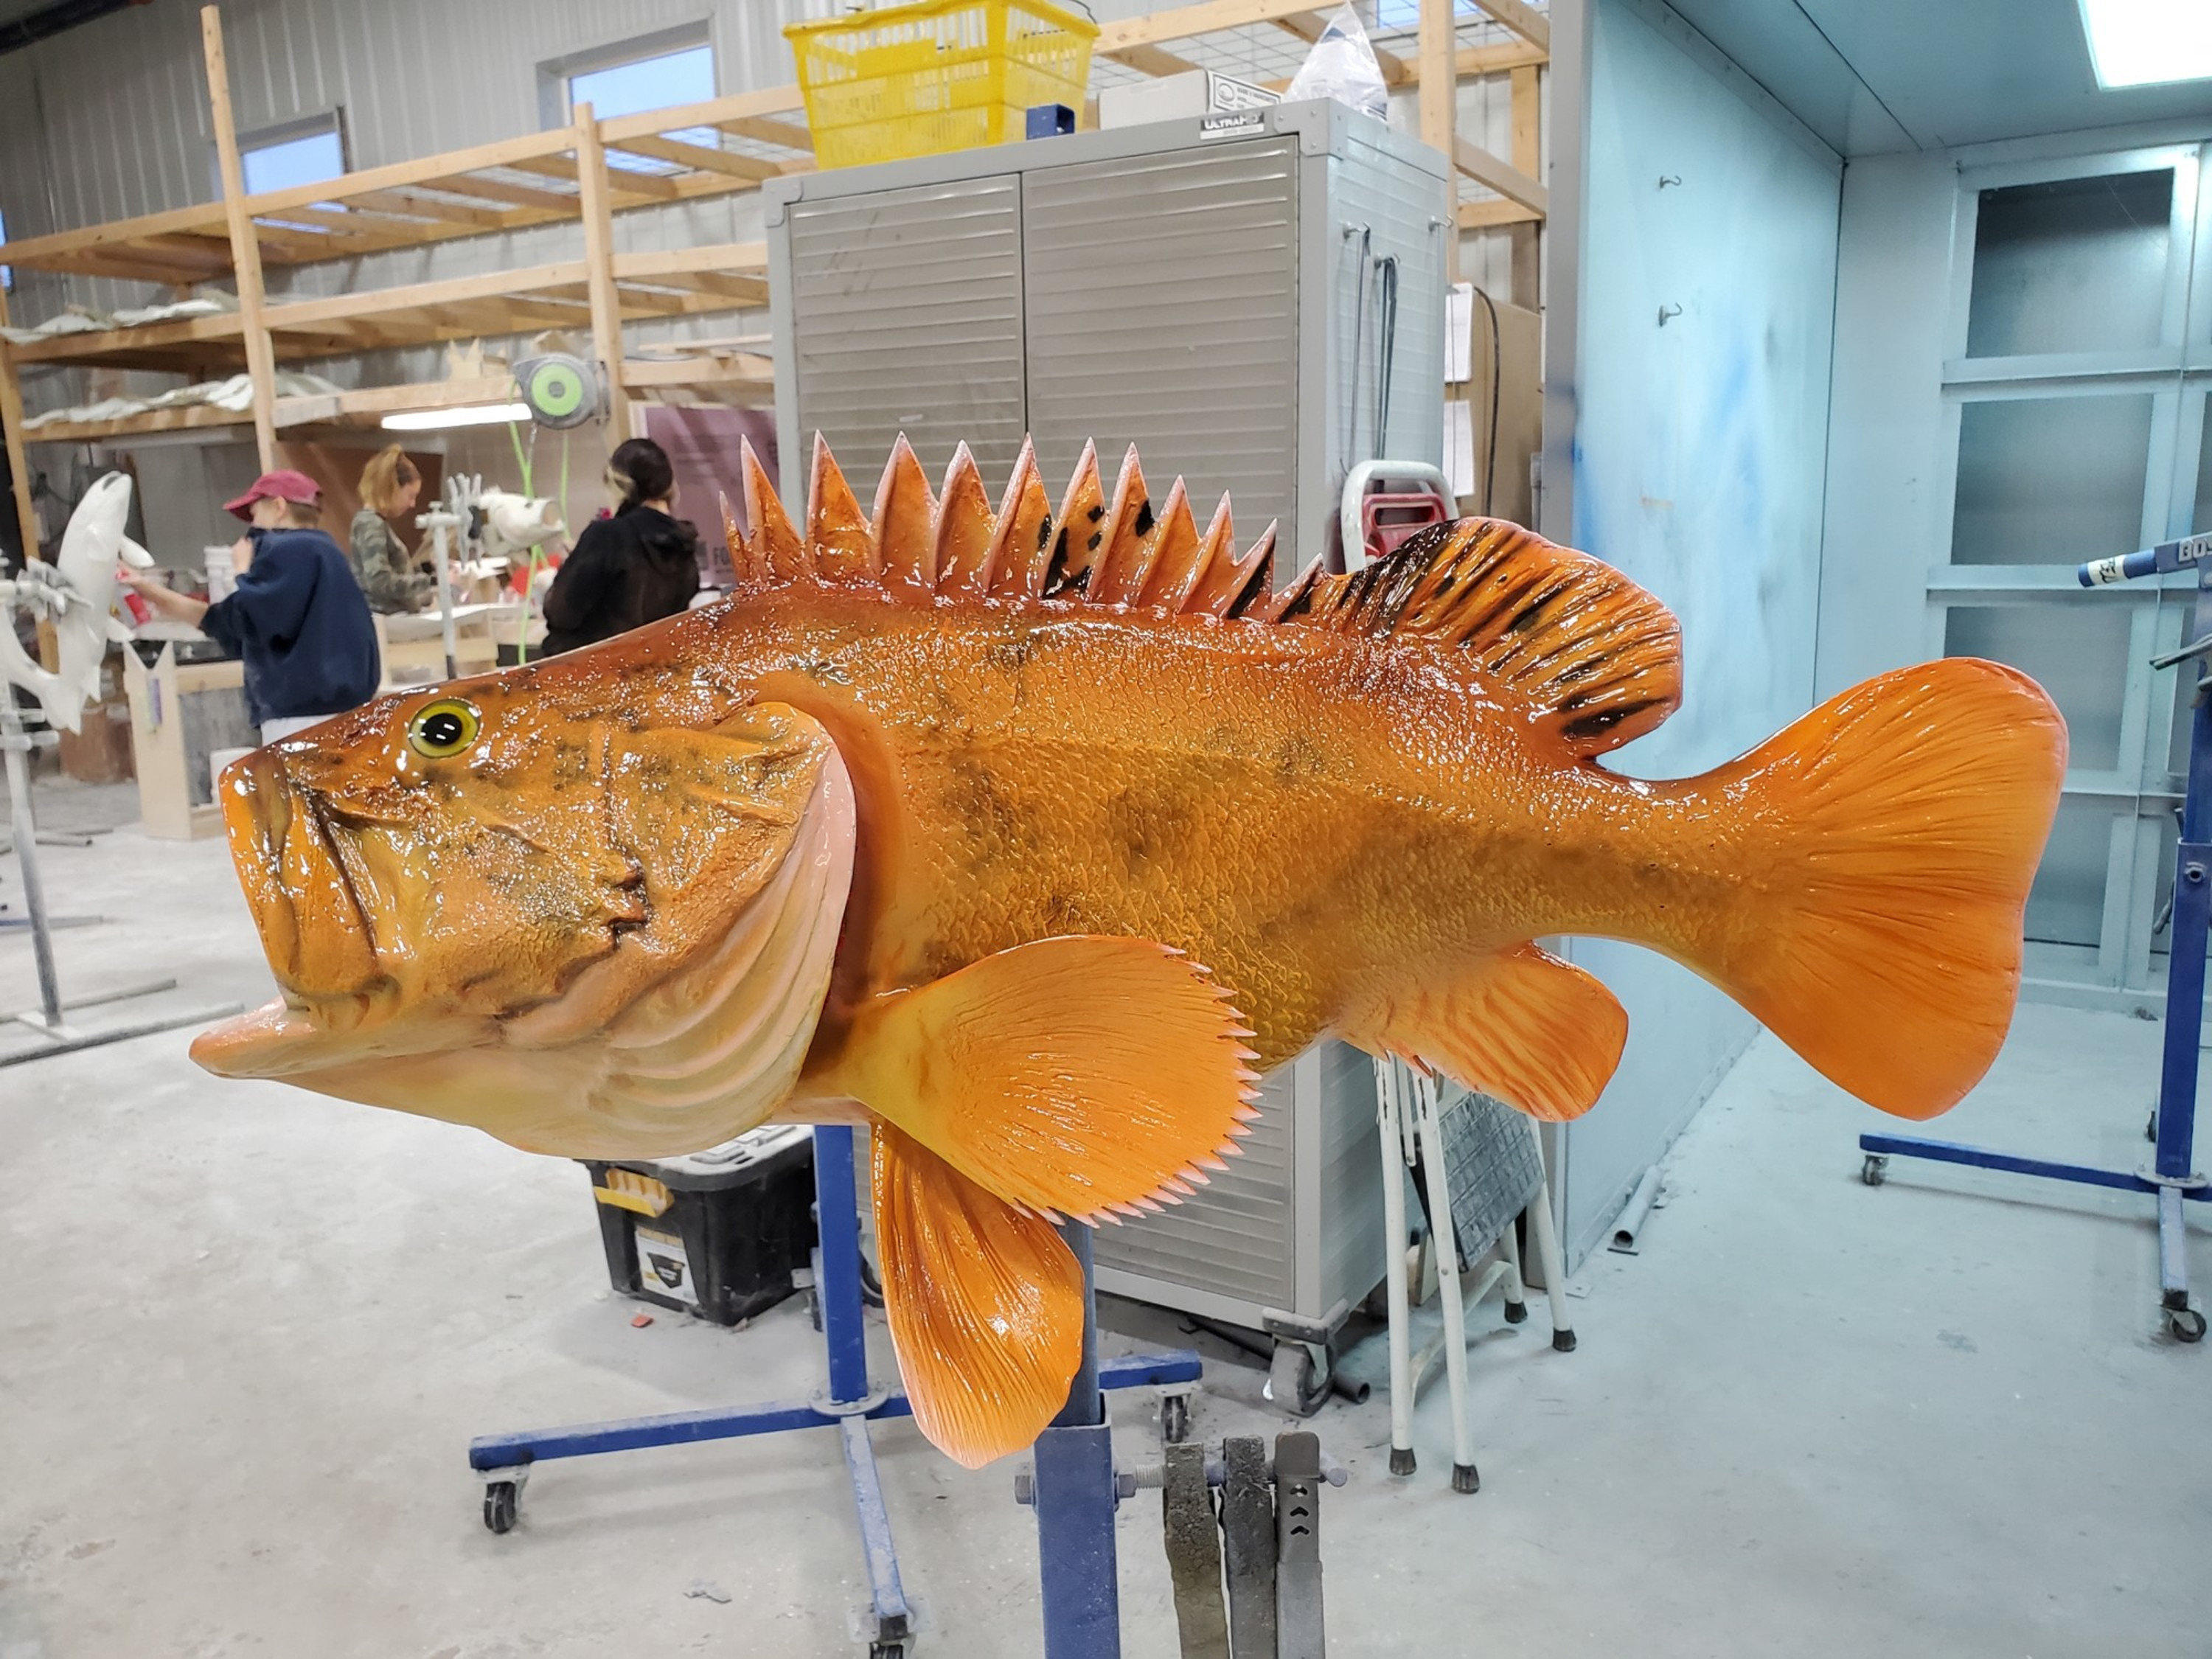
[
  {"left": 381, "top": 401, "right": 532, "bottom": 431},
  {"left": 2079, "top": 0, "right": 2212, "bottom": 88}
]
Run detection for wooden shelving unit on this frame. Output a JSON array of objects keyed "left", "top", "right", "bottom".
[{"left": 0, "top": 0, "right": 1543, "bottom": 565}]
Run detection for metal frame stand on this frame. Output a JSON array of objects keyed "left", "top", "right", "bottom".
[
  {"left": 1, "top": 692, "right": 237, "bottom": 1065},
  {"left": 470, "top": 1125, "right": 1203, "bottom": 1658},
  {"left": 1860, "top": 533, "right": 2212, "bottom": 1344},
  {"left": 1375, "top": 1060, "right": 1573, "bottom": 1489}
]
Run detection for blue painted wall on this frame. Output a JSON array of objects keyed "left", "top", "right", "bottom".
[{"left": 1555, "top": 0, "right": 1843, "bottom": 1262}]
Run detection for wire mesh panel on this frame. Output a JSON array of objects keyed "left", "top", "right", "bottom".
[{"left": 1419, "top": 1082, "right": 1543, "bottom": 1263}]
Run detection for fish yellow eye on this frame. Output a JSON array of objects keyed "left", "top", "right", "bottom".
[{"left": 407, "top": 698, "right": 481, "bottom": 759}]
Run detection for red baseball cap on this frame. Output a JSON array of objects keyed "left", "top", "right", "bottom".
[{"left": 223, "top": 468, "right": 321, "bottom": 521}]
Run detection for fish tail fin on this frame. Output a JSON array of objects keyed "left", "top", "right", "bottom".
[
  {"left": 0, "top": 627, "right": 80, "bottom": 734},
  {"left": 1676, "top": 658, "right": 2066, "bottom": 1119}
]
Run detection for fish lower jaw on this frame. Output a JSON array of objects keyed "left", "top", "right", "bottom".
[{"left": 273, "top": 975, "right": 402, "bottom": 1035}]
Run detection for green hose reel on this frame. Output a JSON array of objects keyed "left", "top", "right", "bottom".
[{"left": 511, "top": 352, "right": 605, "bottom": 430}]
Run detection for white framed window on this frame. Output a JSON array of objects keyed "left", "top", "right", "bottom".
[
  {"left": 240, "top": 114, "right": 346, "bottom": 195},
  {"left": 540, "top": 23, "right": 717, "bottom": 170}
]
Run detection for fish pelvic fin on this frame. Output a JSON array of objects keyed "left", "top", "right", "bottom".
[
  {"left": 817, "top": 936, "right": 1259, "bottom": 1224},
  {"left": 871, "top": 1121, "right": 1084, "bottom": 1467},
  {"left": 1677, "top": 658, "right": 2067, "bottom": 1120},
  {"left": 1346, "top": 944, "right": 1628, "bottom": 1121}
]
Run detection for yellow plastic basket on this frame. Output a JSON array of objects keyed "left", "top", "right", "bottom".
[{"left": 786, "top": 0, "right": 1099, "bottom": 171}]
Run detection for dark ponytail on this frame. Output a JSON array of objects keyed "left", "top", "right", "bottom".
[{"left": 605, "top": 437, "right": 675, "bottom": 512}]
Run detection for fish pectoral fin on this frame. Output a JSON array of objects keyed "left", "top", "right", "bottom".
[
  {"left": 828, "top": 936, "right": 1260, "bottom": 1222},
  {"left": 1349, "top": 944, "right": 1627, "bottom": 1123},
  {"left": 872, "top": 1121, "right": 1083, "bottom": 1468}
]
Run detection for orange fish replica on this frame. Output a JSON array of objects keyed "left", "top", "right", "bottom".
[{"left": 193, "top": 434, "right": 2068, "bottom": 1467}]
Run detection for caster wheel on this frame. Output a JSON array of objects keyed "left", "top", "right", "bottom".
[
  {"left": 2146, "top": 1107, "right": 2159, "bottom": 1144},
  {"left": 869, "top": 1644, "right": 905, "bottom": 1659},
  {"left": 1861, "top": 1155, "right": 1888, "bottom": 1188},
  {"left": 1502, "top": 1298, "right": 1528, "bottom": 1325},
  {"left": 2167, "top": 1306, "right": 2206, "bottom": 1343},
  {"left": 808, "top": 1288, "right": 823, "bottom": 1332},
  {"left": 1388, "top": 1446, "right": 1416, "bottom": 1477},
  {"left": 1267, "top": 1341, "right": 1331, "bottom": 1416},
  {"left": 483, "top": 1481, "right": 519, "bottom": 1534}
]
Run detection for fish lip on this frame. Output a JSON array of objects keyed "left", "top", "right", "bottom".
[
  {"left": 303, "top": 790, "right": 380, "bottom": 972},
  {"left": 223, "top": 750, "right": 387, "bottom": 1013}
]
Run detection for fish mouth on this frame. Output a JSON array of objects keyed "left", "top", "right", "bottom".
[
  {"left": 193, "top": 713, "right": 863, "bottom": 1147},
  {"left": 210, "top": 747, "right": 389, "bottom": 1022}
]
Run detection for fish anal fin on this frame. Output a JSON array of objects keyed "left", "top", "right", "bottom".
[
  {"left": 821, "top": 936, "right": 1258, "bottom": 1220},
  {"left": 872, "top": 434, "right": 938, "bottom": 592},
  {"left": 933, "top": 442, "right": 997, "bottom": 598},
  {"left": 984, "top": 437, "right": 1054, "bottom": 599},
  {"left": 1315, "top": 520, "right": 1684, "bottom": 756},
  {"left": 741, "top": 438, "right": 807, "bottom": 583},
  {"left": 872, "top": 1121, "right": 1084, "bottom": 1467},
  {"left": 1349, "top": 944, "right": 1627, "bottom": 1123},
  {"left": 806, "top": 434, "right": 878, "bottom": 582}
]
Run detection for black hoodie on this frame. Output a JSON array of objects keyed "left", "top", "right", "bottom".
[{"left": 539, "top": 502, "right": 703, "bottom": 657}]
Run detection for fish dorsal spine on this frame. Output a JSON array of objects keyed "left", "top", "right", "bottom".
[{"left": 725, "top": 433, "right": 1685, "bottom": 758}]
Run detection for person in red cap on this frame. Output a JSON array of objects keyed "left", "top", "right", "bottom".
[{"left": 124, "top": 469, "right": 380, "bottom": 742}]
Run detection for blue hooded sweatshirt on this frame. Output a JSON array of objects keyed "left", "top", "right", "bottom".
[{"left": 199, "top": 526, "right": 380, "bottom": 727}]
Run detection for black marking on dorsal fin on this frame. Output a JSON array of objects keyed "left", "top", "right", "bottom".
[
  {"left": 731, "top": 445, "right": 1682, "bottom": 756},
  {"left": 1312, "top": 520, "right": 1684, "bottom": 757}
]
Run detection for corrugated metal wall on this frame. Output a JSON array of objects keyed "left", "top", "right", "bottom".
[
  {"left": 0, "top": 0, "right": 855, "bottom": 409},
  {"left": 0, "top": 0, "right": 1537, "bottom": 413}
]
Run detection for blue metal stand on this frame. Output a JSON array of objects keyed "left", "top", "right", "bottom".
[
  {"left": 1031, "top": 1222, "right": 1124, "bottom": 1659},
  {"left": 470, "top": 1125, "right": 1203, "bottom": 1653},
  {"left": 1860, "top": 533, "right": 2212, "bottom": 1344}
]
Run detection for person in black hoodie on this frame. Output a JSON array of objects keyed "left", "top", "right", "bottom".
[{"left": 539, "top": 438, "right": 701, "bottom": 657}]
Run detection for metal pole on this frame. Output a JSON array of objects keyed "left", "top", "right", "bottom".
[
  {"left": 812, "top": 1125, "right": 871, "bottom": 1407},
  {"left": 1376, "top": 1060, "right": 1416, "bottom": 1477},
  {"left": 416, "top": 509, "right": 462, "bottom": 682},
  {"left": 1034, "top": 1220, "right": 1120, "bottom": 1659},
  {"left": 1055, "top": 1221, "right": 1102, "bottom": 1429},
  {"left": 1, "top": 695, "right": 63, "bottom": 1027},
  {"left": 1411, "top": 1074, "right": 1478, "bottom": 1494}
]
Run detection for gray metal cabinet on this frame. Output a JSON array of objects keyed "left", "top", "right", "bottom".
[{"left": 765, "top": 102, "right": 1450, "bottom": 1349}]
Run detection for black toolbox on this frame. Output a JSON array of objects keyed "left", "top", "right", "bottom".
[{"left": 581, "top": 1125, "right": 817, "bottom": 1325}]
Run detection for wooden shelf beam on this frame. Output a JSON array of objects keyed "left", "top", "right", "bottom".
[
  {"left": 1470, "top": 0, "right": 1549, "bottom": 51},
  {"left": 1456, "top": 198, "right": 1543, "bottom": 229},
  {"left": 1454, "top": 136, "right": 1546, "bottom": 215},
  {"left": 607, "top": 133, "right": 782, "bottom": 183},
  {"left": 201, "top": 4, "right": 274, "bottom": 470},
  {"left": 2, "top": 0, "right": 1543, "bottom": 464}
]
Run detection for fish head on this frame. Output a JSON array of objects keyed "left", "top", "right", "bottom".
[
  {"left": 191, "top": 667, "right": 858, "bottom": 1158},
  {"left": 58, "top": 472, "right": 132, "bottom": 590}
]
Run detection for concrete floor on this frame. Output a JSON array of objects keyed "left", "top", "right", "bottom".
[{"left": 2, "top": 778, "right": 2207, "bottom": 1658}]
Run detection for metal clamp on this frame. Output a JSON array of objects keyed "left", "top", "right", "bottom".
[
  {"left": 2149, "top": 633, "right": 2212, "bottom": 672},
  {"left": 2135, "top": 1166, "right": 2209, "bottom": 1191},
  {"left": 809, "top": 1384, "right": 892, "bottom": 1418}
]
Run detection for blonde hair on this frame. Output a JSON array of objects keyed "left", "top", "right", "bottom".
[{"left": 358, "top": 444, "right": 421, "bottom": 516}]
